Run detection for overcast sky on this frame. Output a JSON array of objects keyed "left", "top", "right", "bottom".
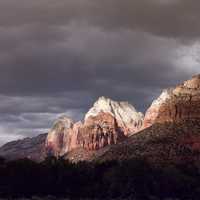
[{"left": 0, "top": 0, "right": 199, "bottom": 145}]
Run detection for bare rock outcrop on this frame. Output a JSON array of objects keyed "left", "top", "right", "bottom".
[
  {"left": 85, "top": 96, "right": 144, "bottom": 136},
  {"left": 76, "top": 112, "right": 126, "bottom": 150},
  {"left": 93, "top": 120, "right": 200, "bottom": 165},
  {"left": 144, "top": 75, "right": 200, "bottom": 128},
  {"left": 45, "top": 116, "right": 74, "bottom": 156},
  {"left": 45, "top": 97, "right": 143, "bottom": 156}
]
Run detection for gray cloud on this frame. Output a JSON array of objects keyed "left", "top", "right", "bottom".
[
  {"left": 0, "top": 0, "right": 200, "bottom": 39},
  {"left": 0, "top": 0, "right": 199, "bottom": 145},
  {"left": 0, "top": 25, "right": 193, "bottom": 95}
]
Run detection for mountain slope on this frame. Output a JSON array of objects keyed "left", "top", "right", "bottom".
[
  {"left": 0, "top": 133, "right": 47, "bottom": 161},
  {"left": 96, "top": 75, "right": 200, "bottom": 164},
  {"left": 1, "top": 75, "right": 200, "bottom": 164},
  {"left": 65, "top": 120, "right": 200, "bottom": 164},
  {"left": 66, "top": 75, "right": 200, "bottom": 164},
  {"left": 96, "top": 120, "right": 200, "bottom": 164}
]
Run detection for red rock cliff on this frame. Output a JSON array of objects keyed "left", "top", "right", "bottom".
[
  {"left": 144, "top": 75, "right": 200, "bottom": 128},
  {"left": 45, "top": 97, "right": 143, "bottom": 156}
]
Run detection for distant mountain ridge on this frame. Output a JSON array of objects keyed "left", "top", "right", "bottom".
[
  {"left": 0, "top": 133, "right": 47, "bottom": 161},
  {"left": 0, "top": 75, "right": 200, "bottom": 165}
]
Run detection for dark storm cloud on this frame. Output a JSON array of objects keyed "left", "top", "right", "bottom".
[
  {"left": 0, "top": 0, "right": 199, "bottom": 145},
  {"left": 0, "top": 25, "right": 191, "bottom": 96},
  {"left": 0, "top": 0, "right": 200, "bottom": 39},
  {"left": 0, "top": 93, "right": 89, "bottom": 115}
]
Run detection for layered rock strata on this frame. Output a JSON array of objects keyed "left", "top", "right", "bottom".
[
  {"left": 45, "top": 97, "right": 143, "bottom": 156},
  {"left": 144, "top": 75, "right": 200, "bottom": 128}
]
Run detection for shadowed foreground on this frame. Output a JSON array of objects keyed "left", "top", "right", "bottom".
[{"left": 0, "top": 156, "right": 200, "bottom": 200}]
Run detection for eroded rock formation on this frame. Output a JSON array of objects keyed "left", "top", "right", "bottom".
[
  {"left": 76, "top": 112, "right": 126, "bottom": 150},
  {"left": 1, "top": 75, "right": 200, "bottom": 163},
  {"left": 45, "top": 116, "right": 74, "bottom": 156},
  {"left": 144, "top": 75, "right": 200, "bottom": 128},
  {"left": 45, "top": 97, "right": 143, "bottom": 156},
  {"left": 85, "top": 96, "right": 144, "bottom": 136}
]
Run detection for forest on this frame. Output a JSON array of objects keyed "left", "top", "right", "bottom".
[{"left": 0, "top": 156, "right": 200, "bottom": 199}]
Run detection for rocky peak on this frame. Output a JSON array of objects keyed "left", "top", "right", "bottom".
[
  {"left": 85, "top": 96, "right": 144, "bottom": 136},
  {"left": 45, "top": 97, "right": 144, "bottom": 157},
  {"left": 143, "top": 75, "right": 200, "bottom": 128},
  {"left": 150, "top": 89, "right": 172, "bottom": 107},
  {"left": 183, "top": 74, "right": 200, "bottom": 89},
  {"left": 45, "top": 116, "right": 74, "bottom": 156},
  {"left": 52, "top": 116, "right": 74, "bottom": 130}
]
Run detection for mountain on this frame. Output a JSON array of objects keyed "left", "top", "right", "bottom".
[
  {"left": 85, "top": 96, "right": 144, "bottom": 136},
  {"left": 0, "top": 97, "right": 143, "bottom": 161},
  {"left": 0, "top": 75, "right": 200, "bottom": 165},
  {"left": 45, "top": 97, "right": 143, "bottom": 157},
  {"left": 144, "top": 74, "right": 200, "bottom": 128},
  {"left": 66, "top": 75, "right": 200, "bottom": 164},
  {"left": 45, "top": 116, "right": 74, "bottom": 157},
  {"left": 0, "top": 133, "right": 47, "bottom": 161},
  {"left": 85, "top": 120, "right": 200, "bottom": 165}
]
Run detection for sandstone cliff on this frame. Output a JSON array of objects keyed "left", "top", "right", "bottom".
[
  {"left": 75, "top": 112, "right": 126, "bottom": 150},
  {"left": 85, "top": 96, "right": 144, "bottom": 136},
  {"left": 86, "top": 120, "right": 200, "bottom": 165},
  {"left": 45, "top": 116, "right": 74, "bottom": 157},
  {"left": 45, "top": 97, "right": 143, "bottom": 157},
  {"left": 65, "top": 75, "right": 200, "bottom": 164},
  {"left": 144, "top": 75, "right": 200, "bottom": 128}
]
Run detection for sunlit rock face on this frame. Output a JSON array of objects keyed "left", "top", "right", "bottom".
[
  {"left": 77, "top": 112, "right": 126, "bottom": 150},
  {"left": 144, "top": 75, "right": 200, "bottom": 128},
  {"left": 45, "top": 116, "right": 74, "bottom": 156},
  {"left": 45, "top": 97, "right": 143, "bottom": 156},
  {"left": 74, "top": 76, "right": 200, "bottom": 164},
  {"left": 85, "top": 96, "right": 144, "bottom": 136}
]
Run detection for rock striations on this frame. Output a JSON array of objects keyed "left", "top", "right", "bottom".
[
  {"left": 143, "top": 75, "right": 200, "bottom": 128},
  {"left": 92, "top": 75, "right": 200, "bottom": 164},
  {"left": 45, "top": 97, "right": 143, "bottom": 157},
  {"left": 85, "top": 96, "right": 144, "bottom": 136}
]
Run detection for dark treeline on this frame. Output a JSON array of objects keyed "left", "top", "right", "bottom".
[{"left": 0, "top": 156, "right": 200, "bottom": 199}]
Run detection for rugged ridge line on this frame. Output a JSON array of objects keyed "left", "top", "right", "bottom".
[
  {"left": 143, "top": 74, "right": 200, "bottom": 128},
  {"left": 1, "top": 74, "right": 200, "bottom": 164},
  {"left": 64, "top": 74, "right": 200, "bottom": 164},
  {"left": 45, "top": 97, "right": 143, "bottom": 157}
]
